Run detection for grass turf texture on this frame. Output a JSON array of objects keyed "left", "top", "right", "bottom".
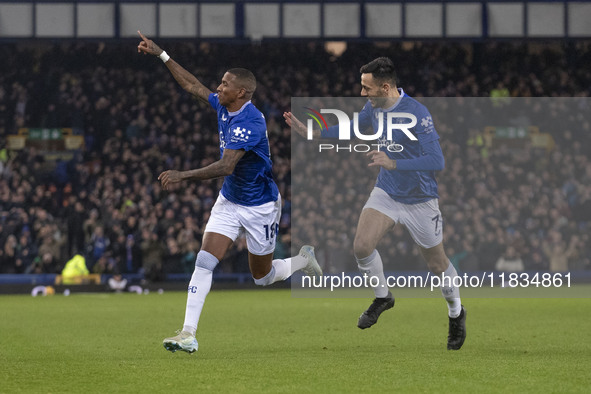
[{"left": 1, "top": 289, "right": 590, "bottom": 393}]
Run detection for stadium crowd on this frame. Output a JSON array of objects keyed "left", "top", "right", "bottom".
[{"left": 0, "top": 41, "right": 590, "bottom": 278}]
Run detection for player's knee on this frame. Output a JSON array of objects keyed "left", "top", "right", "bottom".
[
  {"left": 195, "top": 250, "right": 219, "bottom": 272},
  {"left": 354, "top": 237, "right": 374, "bottom": 260},
  {"left": 253, "top": 265, "right": 275, "bottom": 286}
]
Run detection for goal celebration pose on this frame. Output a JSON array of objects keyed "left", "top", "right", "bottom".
[
  {"left": 285, "top": 57, "right": 466, "bottom": 350},
  {"left": 138, "top": 31, "right": 322, "bottom": 354}
]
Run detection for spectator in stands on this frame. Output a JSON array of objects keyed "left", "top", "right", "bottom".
[
  {"left": 82, "top": 208, "right": 100, "bottom": 246},
  {"left": 1, "top": 234, "right": 18, "bottom": 273},
  {"left": 543, "top": 230, "right": 571, "bottom": 272},
  {"left": 163, "top": 237, "right": 183, "bottom": 274},
  {"left": 92, "top": 254, "right": 115, "bottom": 275},
  {"left": 66, "top": 200, "right": 85, "bottom": 256},
  {"left": 88, "top": 225, "right": 110, "bottom": 266},
  {"left": 16, "top": 233, "right": 37, "bottom": 274},
  {"left": 108, "top": 273, "right": 128, "bottom": 293},
  {"left": 140, "top": 228, "right": 165, "bottom": 282},
  {"left": 37, "top": 234, "right": 62, "bottom": 272},
  {"left": 495, "top": 246, "right": 525, "bottom": 273}
]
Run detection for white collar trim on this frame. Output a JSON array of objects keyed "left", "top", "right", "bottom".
[
  {"left": 382, "top": 88, "right": 405, "bottom": 111},
  {"left": 228, "top": 100, "right": 252, "bottom": 116}
]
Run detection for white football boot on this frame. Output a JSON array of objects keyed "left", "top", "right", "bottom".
[
  {"left": 163, "top": 330, "right": 198, "bottom": 354},
  {"left": 299, "top": 245, "right": 323, "bottom": 278}
]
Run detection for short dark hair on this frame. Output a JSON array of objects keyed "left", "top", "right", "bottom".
[
  {"left": 227, "top": 68, "right": 257, "bottom": 93},
  {"left": 359, "top": 57, "right": 398, "bottom": 86}
]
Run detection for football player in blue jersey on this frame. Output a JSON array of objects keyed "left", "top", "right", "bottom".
[
  {"left": 285, "top": 57, "right": 466, "bottom": 350},
  {"left": 138, "top": 32, "right": 322, "bottom": 354}
]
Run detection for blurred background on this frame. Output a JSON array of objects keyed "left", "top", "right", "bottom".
[{"left": 0, "top": 1, "right": 590, "bottom": 292}]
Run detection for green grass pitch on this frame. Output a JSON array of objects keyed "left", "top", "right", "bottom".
[{"left": 1, "top": 289, "right": 590, "bottom": 393}]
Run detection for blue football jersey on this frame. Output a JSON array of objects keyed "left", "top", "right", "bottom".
[
  {"left": 208, "top": 93, "right": 279, "bottom": 206},
  {"left": 326, "top": 89, "right": 442, "bottom": 204}
]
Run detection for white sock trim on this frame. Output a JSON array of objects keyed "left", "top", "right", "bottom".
[
  {"left": 195, "top": 250, "right": 219, "bottom": 271},
  {"left": 254, "top": 265, "right": 276, "bottom": 286},
  {"left": 355, "top": 249, "right": 378, "bottom": 266}
]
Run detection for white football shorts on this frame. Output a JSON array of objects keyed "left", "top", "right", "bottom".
[
  {"left": 363, "top": 187, "right": 443, "bottom": 249},
  {"left": 204, "top": 193, "right": 282, "bottom": 256}
]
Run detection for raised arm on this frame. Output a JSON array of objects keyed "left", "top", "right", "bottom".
[{"left": 137, "top": 31, "right": 212, "bottom": 104}]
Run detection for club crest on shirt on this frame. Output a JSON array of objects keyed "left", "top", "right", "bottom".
[
  {"left": 231, "top": 127, "right": 252, "bottom": 143},
  {"left": 421, "top": 116, "right": 435, "bottom": 133}
]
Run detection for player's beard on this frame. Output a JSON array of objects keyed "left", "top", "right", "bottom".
[
  {"left": 218, "top": 91, "right": 236, "bottom": 108},
  {"left": 370, "top": 96, "right": 389, "bottom": 109},
  {"left": 369, "top": 96, "right": 395, "bottom": 109}
]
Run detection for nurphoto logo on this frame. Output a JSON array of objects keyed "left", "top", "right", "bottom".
[{"left": 304, "top": 107, "right": 418, "bottom": 153}]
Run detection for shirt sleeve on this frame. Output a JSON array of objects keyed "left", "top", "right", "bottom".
[
  {"left": 208, "top": 93, "right": 221, "bottom": 111},
  {"left": 396, "top": 140, "right": 445, "bottom": 171},
  {"left": 322, "top": 123, "right": 340, "bottom": 139},
  {"left": 320, "top": 100, "right": 372, "bottom": 139}
]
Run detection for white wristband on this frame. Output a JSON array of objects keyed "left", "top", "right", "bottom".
[{"left": 159, "top": 51, "right": 170, "bottom": 63}]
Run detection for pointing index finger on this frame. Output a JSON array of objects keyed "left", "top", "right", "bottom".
[{"left": 138, "top": 30, "right": 147, "bottom": 40}]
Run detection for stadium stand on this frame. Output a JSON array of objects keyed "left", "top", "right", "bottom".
[{"left": 0, "top": 41, "right": 590, "bottom": 281}]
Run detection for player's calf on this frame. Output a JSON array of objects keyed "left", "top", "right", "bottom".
[{"left": 254, "top": 245, "right": 322, "bottom": 286}]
